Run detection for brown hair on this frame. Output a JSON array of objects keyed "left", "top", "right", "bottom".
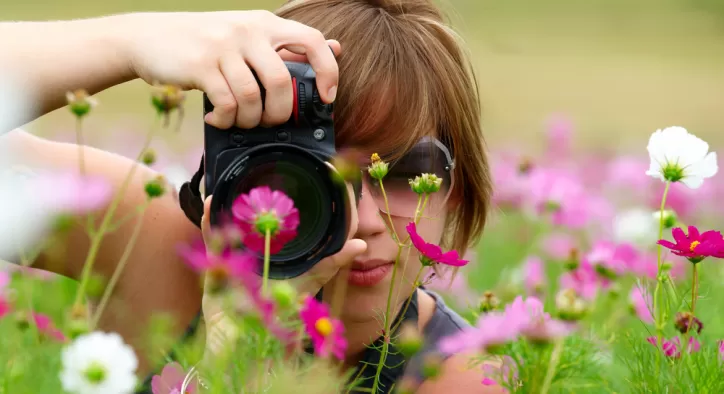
[{"left": 276, "top": 0, "right": 492, "bottom": 253}]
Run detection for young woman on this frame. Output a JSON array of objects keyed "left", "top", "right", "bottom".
[{"left": 1, "top": 0, "right": 495, "bottom": 392}]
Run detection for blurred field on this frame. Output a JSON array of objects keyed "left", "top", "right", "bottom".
[{"left": 2, "top": 0, "right": 724, "bottom": 154}]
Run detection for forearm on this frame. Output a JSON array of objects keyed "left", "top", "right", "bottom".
[{"left": 0, "top": 14, "right": 136, "bottom": 128}]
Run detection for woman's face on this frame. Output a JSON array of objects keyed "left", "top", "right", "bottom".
[{"left": 328, "top": 139, "right": 453, "bottom": 323}]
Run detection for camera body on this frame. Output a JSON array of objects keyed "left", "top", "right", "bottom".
[{"left": 203, "top": 62, "right": 351, "bottom": 279}]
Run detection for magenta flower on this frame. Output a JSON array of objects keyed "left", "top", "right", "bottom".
[
  {"left": 178, "top": 240, "right": 256, "bottom": 283},
  {"left": 0, "top": 297, "right": 9, "bottom": 319},
  {"left": 647, "top": 336, "right": 700, "bottom": 358},
  {"left": 657, "top": 225, "right": 724, "bottom": 264},
  {"left": 32, "top": 312, "right": 66, "bottom": 342},
  {"left": 151, "top": 362, "right": 196, "bottom": 394},
  {"left": 629, "top": 287, "right": 653, "bottom": 324},
  {"left": 231, "top": 186, "right": 300, "bottom": 254},
  {"left": 299, "top": 296, "right": 347, "bottom": 360},
  {"left": 522, "top": 256, "right": 545, "bottom": 295},
  {"left": 718, "top": 340, "right": 724, "bottom": 361},
  {"left": 406, "top": 222, "right": 469, "bottom": 267}
]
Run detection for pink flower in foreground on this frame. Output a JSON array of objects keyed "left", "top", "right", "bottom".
[
  {"left": 585, "top": 241, "right": 639, "bottom": 279},
  {"left": 540, "top": 233, "right": 577, "bottom": 261},
  {"left": 490, "top": 154, "right": 532, "bottom": 209},
  {"left": 299, "top": 296, "right": 347, "bottom": 360},
  {"left": 31, "top": 173, "right": 113, "bottom": 214},
  {"left": 151, "top": 362, "right": 196, "bottom": 394},
  {"left": 522, "top": 256, "right": 545, "bottom": 295},
  {"left": 0, "top": 297, "right": 10, "bottom": 319},
  {"left": 406, "top": 222, "right": 469, "bottom": 267},
  {"left": 0, "top": 271, "right": 9, "bottom": 291},
  {"left": 629, "top": 287, "right": 653, "bottom": 324},
  {"left": 647, "top": 336, "right": 700, "bottom": 358},
  {"left": 178, "top": 240, "right": 256, "bottom": 282},
  {"left": 232, "top": 186, "right": 300, "bottom": 254},
  {"left": 32, "top": 312, "right": 66, "bottom": 342},
  {"left": 657, "top": 225, "right": 724, "bottom": 264}
]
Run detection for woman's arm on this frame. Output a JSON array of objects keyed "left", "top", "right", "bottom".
[
  {"left": 416, "top": 352, "right": 509, "bottom": 394},
  {"left": 0, "top": 11, "right": 340, "bottom": 132},
  {"left": 0, "top": 16, "right": 135, "bottom": 127}
]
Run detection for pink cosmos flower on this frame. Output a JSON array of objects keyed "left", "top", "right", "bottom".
[
  {"left": 490, "top": 153, "right": 532, "bottom": 209},
  {"left": 647, "top": 336, "right": 700, "bottom": 358},
  {"left": 585, "top": 241, "right": 639, "bottom": 279},
  {"left": 406, "top": 222, "right": 469, "bottom": 267},
  {"left": 0, "top": 297, "right": 10, "bottom": 319},
  {"left": 232, "top": 186, "right": 300, "bottom": 254},
  {"left": 718, "top": 340, "right": 724, "bottom": 361},
  {"left": 299, "top": 296, "right": 347, "bottom": 360},
  {"left": 540, "top": 233, "right": 577, "bottom": 261},
  {"left": 629, "top": 287, "right": 653, "bottom": 324},
  {"left": 522, "top": 256, "right": 545, "bottom": 295},
  {"left": 30, "top": 173, "right": 113, "bottom": 214},
  {"left": 151, "top": 362, "right": 196, "bottom": 394},
  {"left": 544, "top": 114, "right": 573, "bottom": 159},
  {"left": 657, "top": 225, "right": 724, "bottom": 264},
  {"left": 559, "top": 261, "right": 601, "bottom": 300},
  {"left": 525, "top": 168, "right": 591, "bottom": 229},
  {"left": 0, "top": 271, "right": 9, "bottom": 291},
  {"left": 606, "top": 156, "right": 651, "bottom": 194},
  {"left": 178, "top": 240, "right": 256, "bottom": 281},
  {"left": 31, "top": 312, "right": 66, "bottom": 342}
]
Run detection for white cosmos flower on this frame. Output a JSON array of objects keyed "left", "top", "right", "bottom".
[
  {"left": 60, "top": 331, "right": 138, "bottom": 394},
  {"left": 645, "top": 126, "right": 718, "bottom": 189}
]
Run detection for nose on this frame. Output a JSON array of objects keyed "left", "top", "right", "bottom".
[{"left": 355, "top": 181, "right": 388, "bottom": 239}]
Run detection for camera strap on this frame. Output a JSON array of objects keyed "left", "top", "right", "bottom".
[{"left": 178, "top": 155, "right": 206, "bottom": 229}]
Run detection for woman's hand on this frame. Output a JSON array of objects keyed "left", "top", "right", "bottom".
[
  {"left": 118, "top": 10, "right": 340, "bottom": 130},
  {"left": 198, "top": 180, "right": 366, "bottom": 355}
]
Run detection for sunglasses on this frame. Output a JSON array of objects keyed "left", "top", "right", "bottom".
[{"left": 360, "top": 136, "right": 455, "bottom": 219}]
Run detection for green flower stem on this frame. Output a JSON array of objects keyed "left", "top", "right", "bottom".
[
  {"left": 539, "top": 339, "right": 564, "bottom": 394},
  {"left": 73, "top": 116, "right": 160, "bottom": 309},
  {"left": 90, "top": 201, "right": 150, "bottom": 329},
  {"left": 263, "top": 228, "right": 271, "bottom": 296},
  {"left": 75, "top": 116, "right": 86, "bottom": 175},
  {"left": 652, "top": 180, "right": 671, "bottom": 371},
  {"left": 372, "top": 245, "right": 403, "bottom": 393},
  {"left": 378, "top": 181, "right": 399, "bottom": 243},
  {"left": 391, "top": 265, "right": 425, "bottom": 334}
]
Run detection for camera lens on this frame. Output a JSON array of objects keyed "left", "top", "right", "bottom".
[{"left": 229, "top": 155, "right": 332, "bottom": 261}]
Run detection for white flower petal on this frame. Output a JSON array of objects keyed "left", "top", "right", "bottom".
[{"left": 646, "top": 126, "right": 717, "bottom": 189}]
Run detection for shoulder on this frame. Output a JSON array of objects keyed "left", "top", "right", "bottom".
[{"left": 411, "top": 290, "right": 506, "bottom": 393}]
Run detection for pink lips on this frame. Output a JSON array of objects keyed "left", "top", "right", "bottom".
[{"left": 348, "top": 259, "right": 394, "bottom": 287}]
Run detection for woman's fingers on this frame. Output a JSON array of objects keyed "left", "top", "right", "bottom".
[
  {"left": 277, "top": 39, "right": 342, "bottom": 64},
  {"left": 219, "top": 53, "right": 263, "bottom": 129},
  {"left": 244, "top": 40, "right": 294, "bottom": 127},
  {"left": 199, "top": 71, "right": 237, "bottom": 130}
]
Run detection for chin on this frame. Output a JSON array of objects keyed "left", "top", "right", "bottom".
[{"left": 339, "top": 287, "right": 391, "bottom": 321}]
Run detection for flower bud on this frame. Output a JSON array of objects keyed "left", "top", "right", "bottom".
[
  {"left": 674, "top": 311, "right": 703, "bottom": 335},
  {"left": 271, "top": 282, "right": 297, "bottom": 310},
  {"left": 368, "top": 153, "right": 389, "bottom": 180},
  {"left": 421, "top": 353, "right": 444, "bottom": 380},
  {"left": 518, "top": 157, "right": 533, "bottom": 174},
  {"left": 653, "top": 210, "right": 677, "bottom": 230},
  {"left": 141, "top": 149, "right": 157, "bottom": 166},
  {"left": 151, "top": 84, "right": 185, "bottom": 114},
  {"left": 555, "top": 289, "right": 587, "bottom": 321},
  {"left": 397, "top": 322, "right": 424, "bottom": 358},
  {"left": 478, "top": 291, "right": 500, "bottom": 314},
  {"left": 67, "top": 317, "right": 90, "bottom": 340},
  {"left": 410, "top": 174, "right": 442, "bottom": 195},
  {"left": 254, "top": 211, "right": 280, "bottom": 235},
  {"left": 65, "top": 89, "right": 97, "bottom": 118},
  {"left": 144, "top": 175, "right": 167, "bottom": 199}
]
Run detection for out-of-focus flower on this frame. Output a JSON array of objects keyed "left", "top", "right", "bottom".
[
  {"left": 406, "top": 222, "right": 468, "bottom": 267},
  {"left": 540, "top": 233, "right": 577, "bottom": 261},
  {"left": 151, "top": 362, "right": 196, "bottom": 394},
  {"left": 232, "top": 186, "right": 300, "bottom": 255},
  {"left": 59, "top": 331, "right": 138, "bottom": 394},
  {"left": 657, "top": 226, "right": 724, "bottom": 264},
  {"left": 559, "top": 261, "right": 601, "bottom": 301},
  {"left": 646, "top": 336, "right": 700, "bottom": 358},
  {"left": 645, "top": 126, "right": 717, "bottom": 189},
  {"left": 32, "top": 312, "right": 67, "bottom": 342},
  {"left": 490, "top": 153, "right": 533, "bottom": 209},
  {"left": 544, "top": 114, "right": 573, "bottom": 158},
  {"left": 606, "top": 156, "right": 651, "bottom": 193},
  {"left": 299, "top": 296, "right": 347, "bottom": 360},
  {"left": 674, "top": 311, "right": 703, "bottom": 335},
  {"left": 585, "top": 241, "right": 638, "bottom": 279},
  {"left": 151, "top": 84, "right": 185, "bottom": 115},
  {"left": 177, "top": 240, "right": 256, "bottom": 292},
  {"left": 65, "top": 90, "right": 98, "bottom": 118},
  {"left": 629, "top": 287, "right": 653, "bottom": 324},
  {"left": 613, "top": 208, "right": 659, "bottom": 247},
  {"left": 481, "top": 355, "right": 518, "bottom": 392},
  {"left": 555, "top": 288, "right": 588, "bottom": 321},
  {"left": 526, "top": 168, "right": 591, "bottom": 229},
  {"left": 522, "top": 256, "right": 545, "bottom": 295}
]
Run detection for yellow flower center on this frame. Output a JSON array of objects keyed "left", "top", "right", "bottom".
[
  {"left": 690, "top": 240, "right": 700, "bottom": 252},
  {"left": 315, "top": 317, "right": 334, "bottom": 337},
  {"left": 370, "top": 153, "right": 381, "bottom": 163}
]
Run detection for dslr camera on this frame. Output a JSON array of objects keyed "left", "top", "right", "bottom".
[{"left": 201, "top": 62, "right": 356, "bottom": 280}]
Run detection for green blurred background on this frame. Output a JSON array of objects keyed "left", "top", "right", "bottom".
[{"left": 3, "top": 0, "right": 724, "bottom": 153}]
